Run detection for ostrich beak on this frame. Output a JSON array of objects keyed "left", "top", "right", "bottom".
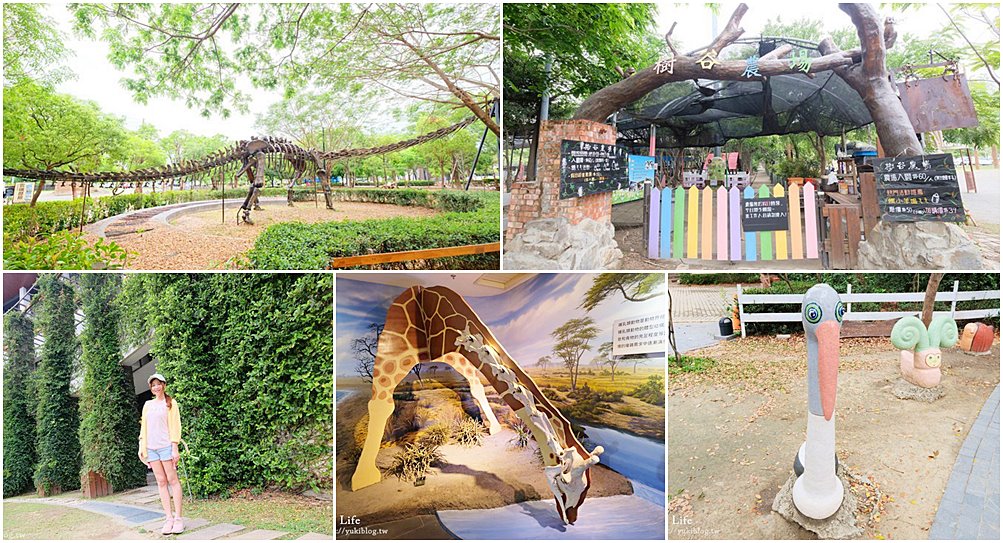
[{"left": 816, "top": 321, "right": 840, "bottom": 421}]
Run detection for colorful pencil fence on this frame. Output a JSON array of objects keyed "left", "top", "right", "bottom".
[{"left": 645, "top": 183, "right": 820, "bottom": 261}]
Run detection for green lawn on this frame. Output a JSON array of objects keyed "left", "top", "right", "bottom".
[
  {"left": 3, "top": 502, "right": 153, "bottom": 540},
  {"left": 184, "top": 492, "right": 332, "bottom": 536}
]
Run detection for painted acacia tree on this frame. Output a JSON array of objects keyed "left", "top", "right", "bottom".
[
  {"left": 33, "top": 275, "right": 81, "bottom": 494},
  {"left": 78, "top": 274, "right": 146, "bottom": 492},
  {"left": 552, "top": 316, "right": 599, "bottom": 391},
  {"left": 3, "top": 311, "right": 37, "bottom": 497}
]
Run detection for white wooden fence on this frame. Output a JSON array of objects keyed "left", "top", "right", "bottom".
[{"left": 736, "top": 281, "right": 1000, "bottom": 337}]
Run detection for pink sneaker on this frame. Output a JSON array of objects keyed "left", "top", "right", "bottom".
[
  {"left": 172, "top": 517, "right": 185, "bottom": 534},
  {"left": 161, "top": 517, "right": 175, "bottom": 535}
]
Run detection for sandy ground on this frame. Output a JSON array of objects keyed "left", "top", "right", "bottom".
[
  {"left": 3, "top": 502, "right": 156, "bottom": 540},
  {"left": 336, "top": 381, "right": 635, "bottom": 535},
  {"left": 82, "top": 200, "right": 437, "bottom": 270},
  {"left": 668, "top": 336, "right": 1001, "bottom": 539}
]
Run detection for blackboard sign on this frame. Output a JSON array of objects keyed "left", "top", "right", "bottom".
[
  {"left": 742, "top": 197, "right": 789, "bottom": 232},
  {"left": 874, "top": 153, "right": 965, "bottom": 222},
  {"left": 559, "top": 140, "right": 628, "bottom": 199}
]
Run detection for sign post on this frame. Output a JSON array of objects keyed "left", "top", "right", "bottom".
[
  {"left": 559, "top": 140, "right": 628, "bottom": 199},
  {"left": 873, "top": 153, "right": 965, "bottom": 222}
]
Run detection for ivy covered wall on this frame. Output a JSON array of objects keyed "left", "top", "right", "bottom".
[
  {"left": 120, "top": 273, "right": 334, "bottom": 496},
  {"left": 3, "top": 311, "right": 37, "bottom": 497},
  {"left": 78, "top": 273, "right": 147, "bottom": 492},
  {"left": 33, "top": 275, "right": 81, "bottom": 495}
]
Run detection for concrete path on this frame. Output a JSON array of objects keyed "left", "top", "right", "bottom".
[
  {"left": 436, "top": 494, "right": 664, "bottom": 540},
  {"left": 671, "top": 285, "right": 738, "bottom": 353},
  {"left": 960, "top": 169, "right": 1000, "bottom": 226},
  {"left": 929, "top": 385, "right": 1000, "bottom": 540}
]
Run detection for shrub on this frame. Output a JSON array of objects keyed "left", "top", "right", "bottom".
[
  {"left": 452, "top": 418, "right": 485, "bottom": 447},
  {"left": 387, "top": 441, "right": 442, "bottom": 483},
  {"left": 3, "top": 188, "right": 308, "bottom": 249},
  {"left": 3, "top": 312, "right": 37, "bottom": 497},
  {"left": 4, "top": 231, "right": 131, "bottom": 270},
  {"left": 417, "top": 423, "right": 452, "bottom": 448},
  {"left": 247, "top": 191, "right": 499, "bottom": 270},
  {"left": 615, "top": 406, "right": 644, "bottom": 417},
  {"left": 630, "top": 374, "right": 665, "bottom": 406},
  {"left": 33, "top": 275, "right": 82, "bottom": 494},
  {"left": 678, "top": 273, "right": 761, "bottom": 285},
  {"left": 508, "top": 421, "right": 533, "bottom": 449}
]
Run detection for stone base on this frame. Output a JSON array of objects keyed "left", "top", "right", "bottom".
[
  {"left": 772, "top": 465, "right": 863, "bottom": 539},
  {"left": 504, "top": 217, "right": 622, "bottom": 270},
  {"left": 962, "top": 349, "right": 994, "bottom": 357},
  {"left": 892, "top": 378, "right": 945, "bottom": 402},
  {"left": 857, "top": 222, "right": 983, "bottom": 270}
]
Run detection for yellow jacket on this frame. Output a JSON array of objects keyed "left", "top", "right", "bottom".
[{"left": 138, "top": 399, "right": 182, "bottom": 460}]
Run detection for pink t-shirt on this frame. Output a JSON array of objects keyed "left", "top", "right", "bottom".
[{"left": 146, "top": 399, "right": 171, "bottom": 450}]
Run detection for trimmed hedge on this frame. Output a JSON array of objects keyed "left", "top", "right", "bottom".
[
  {"left": 248, "top": 190, "right": 500, "bottom": 270},
  {"left": 678, "top": 273, "right": 761, "bottom": 285},
  {"left": 78, "top": 274, "right": 147, "bottom": 492},
  {"left": 122, "top": 274, "right": 334, "bottom": 496},
  {"left": 34, "top": 275, "right": 81, "bottom": 494},
  {"left": 3, "top": 187, "right": 314, "bottom": 249},
  {"left": 3, "top": 312, "right": 37, "bottom": 497}
]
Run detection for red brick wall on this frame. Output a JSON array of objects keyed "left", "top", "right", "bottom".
[{"left": 507, "top": 120, "right": 616, "bottom": 240}]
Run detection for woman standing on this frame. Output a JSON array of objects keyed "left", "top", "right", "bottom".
[{"left": 138, "top": 373, "right": 184, "bottom": 534}]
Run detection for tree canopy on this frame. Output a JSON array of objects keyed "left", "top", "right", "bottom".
[
  {"left": 3, "top": 3, "right": 71, "bottom": 87},
  {"left": 70, "top": 3, "right": 500, "bottom": 132},
  {"left": 503, "top": 3, "right": 661, "bottom": 131}
]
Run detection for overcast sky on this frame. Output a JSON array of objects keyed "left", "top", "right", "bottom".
[{"left": 335, "top": 274, "right": 666, "bottom": 378}]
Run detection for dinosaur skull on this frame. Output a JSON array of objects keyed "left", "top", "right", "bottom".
[{"left": 544, "top": 446, "right": 604, "bottom": 524}]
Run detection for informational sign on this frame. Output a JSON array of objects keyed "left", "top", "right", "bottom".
[
  {"left": 874, "top": 153, "right": 965, "bottom": 222},
  {"left": 627, "top": 155, "right": 657, "bottom": 187},
  {"left": 897, "top": 74, "right": 978, "bottom": 133},
  {"left": 742, "top": 197, "right": 789, "bottom": 231},
  {"left": 559, "top": 140, "right": 628, "bottom": 199},
  {"left": 11, "top": 182, "right": 34, "bottom": 204},
  {"left": 612, "top": 313, "right": 666, "bottom": 357}
]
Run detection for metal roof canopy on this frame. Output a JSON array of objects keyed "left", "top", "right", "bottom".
[{"left": 616, "top": 42, "right": 874, "bottom": 149}]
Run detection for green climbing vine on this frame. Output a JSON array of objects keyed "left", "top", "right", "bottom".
[
  {"left": 3, "top": 311, "right": 37, "bottom": 497},
  {"left": 119, "top": 273, "right": 333, "bottom": 496},
  {"left": 78, "top": 274, "right": 147, "bottom": 492},
  {"left": 33, "top": 275, "right": 81, "bottom": 495}
]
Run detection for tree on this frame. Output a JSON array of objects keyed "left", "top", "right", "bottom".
[
  {"left": 3, "top": 311, "right": 37, "bottom": 497},
  {"left": 3, "top": 82, "right": 128, "bottom": 205},
  {"left": 78, "top": 274, "right": 146, "bottom": 493},
  {"left": 71, "top": 3, "right": 500, "bottom": 133},
  {"left": 551, "top": 316, "right": 599, "bottom": 391},
  {"left": 595, "top": 341, "right": 620, "bottom": 382},
  {"left": 353, "top": 323, "right": 383, "bottom": 384},
  {"left": 536, "top": 355, "right": 552, "bottom": 373},
  {"left": 33, "top": 275, "right": 81, "bottom": 495},
  {"left": 255, "top": 90, "right": 371, "bottom": 152},
  {"left": 581, "top": 273, "right": 665, "bottom": 311},
  {"left": 503, "top": 3, "right": 661, "bottom": 130},
  {"left": 572, "top": 3, "right": 923, "bottom": 157},
  {"left": 3, "top": 3, "right": 71, "bottom": 87},
  {"left": 921, "top": 273, "right": 946, "bottom": 327}
]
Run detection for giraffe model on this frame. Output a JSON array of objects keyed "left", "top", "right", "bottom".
[{"left": 351, "top": 285, "right": 603, "bottom": 525}]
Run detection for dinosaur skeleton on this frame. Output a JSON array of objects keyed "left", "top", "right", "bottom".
[{"left": 3, "top": 116, "right": 477, "bottom": 223}]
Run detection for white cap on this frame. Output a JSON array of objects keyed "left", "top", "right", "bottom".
[{"left": 147, "top": 373, "right": 166, "bottom": 386}]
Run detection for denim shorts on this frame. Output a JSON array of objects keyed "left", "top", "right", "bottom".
[{"left": 147, "top": 445, "right": 174, "bottom": 462}]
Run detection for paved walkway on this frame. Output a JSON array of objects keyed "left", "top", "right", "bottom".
[
  {"left": 5, "top": 482, "right": 328, "bottom": 540},
  {"left": 671, "top": 285, "right": 733, "bottom": 323},
  {"left": 929, "top": 385, "right": 1000, "bottom": 540}
]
